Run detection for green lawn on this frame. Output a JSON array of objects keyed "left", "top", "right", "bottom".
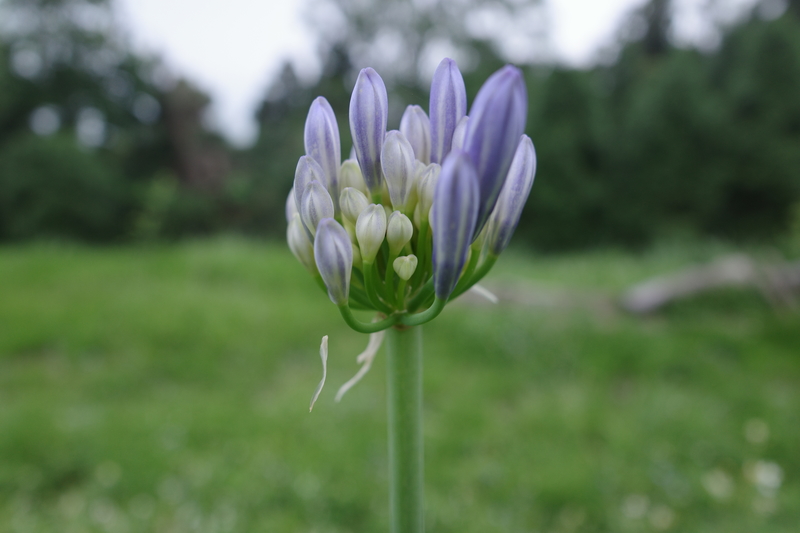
[{"left": 0, "top": 239, "right": 798, "bottom": 532}]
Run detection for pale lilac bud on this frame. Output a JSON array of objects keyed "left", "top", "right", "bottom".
[
  {"left": 387, "top": 211, "right": 413, "bottom": 255},
  {"left": 429, "top": 58, "right": 467, "bottom": 165},
  {"left": 463, "top": 65, "right": 527, "bottom": 235},
  {"left": 486, "top": 135, "right": 536, "bottom": 255},
  {"left": 287, "top": 213, "right": 316, "bottom": 273},
  {"left": 285, "top": 188, "right": 298, "bottom": 223},
  {"left": 431, "top": 151, "right": 479, "bottom": 300},
  {"left": 340, "top": 187, "right": 370, "bottom": 225},
  {"left": 340, "top": 159, "right": 369, "bottom": 196},
  {"left": 381, "top": 130, "right": 416, "bottom": 211},
  {"left": 294, "top": 155, "right": 327, "bottom": 211},
  {"left": 451, "top": 115, "right": 469, "bottom": 152},
  {"left": 393, "top": 254, "right": 418, "bottom": 281},
  {"left": 304, "top": 97, "right": 341, "bottom": 212},
  {"left": 355, "top": 204, "right": 387, "bottom": 263},
  {"left": 399, "top": 105, "right": 431, "bottom": 164},
  {"left": 416, "top": 163, "right": 440, "bottom": 221},
  {"left": 314, "top": 218, "right": 353, "bottom": 305},
  {"left": 349, "top": 68, "right": 388, "bottom": 195},
  {"left": 299, "top": 180, "right": 334, "bottom": 237}
]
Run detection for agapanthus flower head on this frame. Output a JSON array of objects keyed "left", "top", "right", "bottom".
[{"left": 287, "top": 59, "right": 537, "bottom": 401}]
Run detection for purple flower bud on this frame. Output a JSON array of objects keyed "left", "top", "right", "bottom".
[
  {"left": 399, "top": 105, "right": 431, "bottom": 164},
  {"left": 485, "top": 135, "right": 536, "bottom": 255},
  {"left": 304, "top": 97, "right": 341, "bottom": 213},
  {"left": 431, "top": 151, "right": 479, "bottom": 300},
  {"left": 294, "top": 155, "right": 327, "bottom": 211},
  {"left": 299, "top": 180, "right": 334, "bottom": 237},
  {"left": 429, "top": 58, "right": 467, "bottom": 165},
  {"left": 314, "top": 218, "right": 353, "bottom": 305},
  {"left": 349, "top": 68, "right": 388, "bottom": 195},
  {"left": 381, "top": 130, "right": 416, "bottom": 211},
  {"left": 463, "top": 65, "right": 527, "bottom": 236}
]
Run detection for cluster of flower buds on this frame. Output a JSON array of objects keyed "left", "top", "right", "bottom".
[{"left": 287, "top": 58, "right": 536, "bottom": 338}]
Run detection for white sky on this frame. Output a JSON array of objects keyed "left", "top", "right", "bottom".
[{"left": 113, "top": 0, "right": 761, "bottom": 147}]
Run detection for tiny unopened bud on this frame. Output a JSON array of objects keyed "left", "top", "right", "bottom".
[
  {"left": 299, "top": 180, "right": 334, "bottom": 236},
  {"left": 287, "top": 213, "right": 316, "bottom": 273},
  {"left": 355, "top": 204, "right": 387, "bottom": 263},
  {"left": 387, "top": 211, "right": 413, "bottom": 255},
  {"left": 393, "top": 255, "right": 418, "bottom": 281},
  {"left": 399, "top": 105, "right": 431, "bottom": 164},
  {"left": 340, "top": 159, "right": 369, "bottom": 196},
  {"left": 340, "top": 187, "right": 370, "bottom": 225},
  {"left": 314, "top": 218, "right": 353, "bottom": 305},
  {"left": 350, "top": 68, "right": 388, "bottom": 195},
  {"left": 451, "top": 115, "right": 469, "bottom": 152},
  {"left": 381, "top": 130, "right": 416, "bottom": 211},
  {"left": 294, "top": 155, "right": 327, "bottom": 211}
]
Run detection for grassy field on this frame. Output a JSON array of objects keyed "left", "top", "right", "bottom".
[{"left": 0, "top": 239, "right": 798, "bottom": 532}]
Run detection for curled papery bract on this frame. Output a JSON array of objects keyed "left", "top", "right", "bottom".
[
  {"left": 349, "top": 68, "right": 388, "bottom": 195},
  {"left": 381, "top": 130, "right": 416, "bottom": 211},
  {"left": 340, "top": 159, "right": 369, "bottom": 196},
  {"left": 287, "top": 213, "right": 316, "bottom": 273},
  {"left": 393, "top": 254, "right": 418, "bottom": 281},
  {"left": 486, "top": 135, "right": 536, "bottom": 255},
  {"left": 355, "top": 204, "right": 387, "bottom": 263},
  {"left": 416, "top": 163, "right": 440, "bottom": 220},
  {"left": 340, "top": 187, "right": 370, "bottom": 225},
  {"left": 451, "top": 115, "right": 469, "bottom": 152},
  {"left": 285, "top": 188, "right": 298, "bottom": 223},
  {"left": 463, "top": 65, "right": 528, "bottom": 235},
  {"left": 294, "top": 156, "right": 327, "bottom": 211},
  {"left": 429, "top": 58, "right": 467, "bottom": 165},
  {"left": 399, "top": 105, "right": 431, "bottom": 164},
  {"left": 304, "top": 97, "right": 341, "bottom": 212},
  {"left": 314, "top": 218, "right": 353, "bottom": 305},
  {"left": 300, "top": 180, "right": 334, "bottom": 236},
  {"left": 432, "top": 151, "right": 479, "bottom": 300},
  {"left": 387, "top": 211, "right": 413, "bottom": 254}
]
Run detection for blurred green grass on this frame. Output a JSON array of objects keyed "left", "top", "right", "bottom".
[{"left": 0, "top": 239, "right": 798, "bottom": 532}]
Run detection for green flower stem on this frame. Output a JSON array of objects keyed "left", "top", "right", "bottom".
[
  {"left": 406, "top": 278, "right": 434, "bottom": 313},
  {"left": 364, "top": 260, "right": 393, "bottom": 314},
  {"left": 401, "top": 297, "right": 446, "bottom": 326},
  {"left": 385, "top": 251, "right": 399, "bottom": 305},
  {"left": 395, "top": 278, "right": 409, "bottom": 310},
  {"left": 337, "top": 305, "right": 398, "bottom": 333},
  {"left": 450, "top": 254, "right": 498, "bottom": 300},
  {"left": 411, "top": 221, "right": 430, "bottom": 287},
  {"left": 385, "top": 326, "right": 424, "bottom": 533}
]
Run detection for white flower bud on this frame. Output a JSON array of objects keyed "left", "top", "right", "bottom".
[
  {"left": 393, "top": 255, "right": 418, "bottom": 281},
  {"left": 340, "top": 187, "right": 370, "bottom": 225},
  {"left": 381, "top": 130, "right": 416, "bottom": 211},
  {"left": 399, "top": 105, "right": 431, "bottom": 164},
  {"left": 285, "top": 188, "right": 298, "bottom": 223},
  {"left": 340, "top": 159, "right": 369, "bottom": 196},
  {"left": 355, "top": 204, "right": 387, "bottom": 263},
  {"left": 387, "top": 211, "right": 413, "bottom": 255},
  {"left": 416, "top": 163, "right": 441, "bottom": 222},
  {"left": 299, "top": 180, "right": 334, "bottom": 237},
  {"left": 287, "top": 213, "right": 316, "bottom": 273}
]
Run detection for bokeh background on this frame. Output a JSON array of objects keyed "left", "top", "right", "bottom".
[{"left": 1, "top": 0, "right": 799, "bottom": 531}]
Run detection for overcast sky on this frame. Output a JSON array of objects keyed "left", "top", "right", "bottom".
[{"left": 113, "top": 0, "right": 761, "bottom": 147}]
